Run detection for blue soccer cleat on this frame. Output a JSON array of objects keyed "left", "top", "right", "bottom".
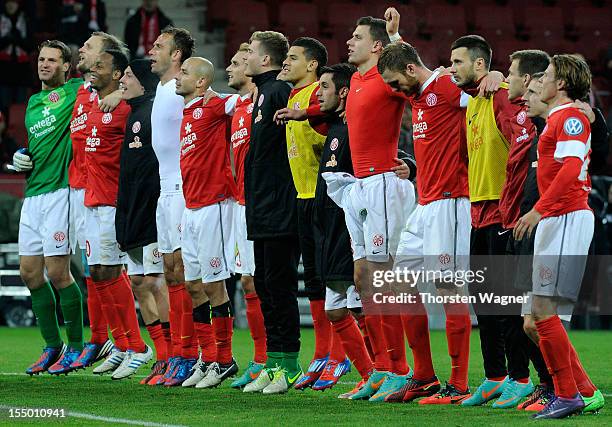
[
  {"left": 461, "top": 377, "right": 508, "bottom": 406},
  {"left": 294, "top": 355, "right": 329, "bottom": 390},
  {"left": 532, "top": 394, "right": 585, "bottom": 419},
  {"left": 48, "top": 347, "right": 81, "bottom": 375},
  {"left": 26, "top": 345, "right": 66, "bottom": 375},
  {"left": 312, "top": 358, "right": 351, "bottom": 391},
  {"left": 70, "top": 340, "right": 113, "bottom": 370},
  {"left": 165, "top": 357, "right": 196, "bottom": 387}
]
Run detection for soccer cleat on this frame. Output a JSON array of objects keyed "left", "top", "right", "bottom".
[
  {"left": 243, "top": 367, "right": 277, "bottom": 393},
  {"left": 26, "top": 345, "right": 66, "bottom": 375},
  {"left": 492, "top": 378, "right": 534, "bottom": 408},
  {"left": 47, "top": 347, "right": 81, "bottom": 375},
  {"left": 582, "top": 389, "right": 605, "bottom": 414},
  {"left": 195, "top": 359, "right": 239, "bottom": 389},
  {"left": 294, "top": 355, "right": 329, "bottom": 390},
  {"left": 461, "top": 377, "right": 507, "bottom": 406},
  {"left": 349, "top": 370, "right": 388, "bottom": 400},
  {"left": 140, "top": 360, "right": 167, "bottom": 385},
  {"left": 71, "top": 340, "right": 114, "bottom": 370},
  {"left": 154, "top": 356, "right": 182, "bottom": 385},
  {"left": 111, "top": 345, "right": 153, "bottom": 380},
  {"left": 385, "top": 376, "right": 441, "bottom": 403},
  {"left": 518, "top": 384, "right": 553, "bottom": 411},
  {"left": 165, "top": 358, "right": 196, "bottom": 386},
  {"left": 262, "top": 367, "right": 303, "bottom": 395},
  {"left": 231, "top": 361, "right": 265, "bottom": 389},
  {"left": 369, "top": 373, "right": 408, "bottom": 402},
  {"left": 338, "top": 379, "right": 367, "bottom": 399},
  {"left": 182, "top": 357, "right": 212, "bottom": 388},
  {"left": 92, "top": 346, "right": 126, "bottom": 375},
  {"left": 419, "top": 382, "right": 471, "bottom": 405},
  {"left": 312, "top": 358, "right": 351, "bottom": 391},
  {"left": 532, "top": 394, "right": 585, "bottom": 419}
]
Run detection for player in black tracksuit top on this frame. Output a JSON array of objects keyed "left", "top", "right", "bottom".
[{"left": 244, "top": 38, "right": 301, "bottom": 385}]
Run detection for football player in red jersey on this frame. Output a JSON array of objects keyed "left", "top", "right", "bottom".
[
  {"left": 514, "top": 55, "right": 603, "bottom": 419},
  {"left": 175, "top": 57, "right": 240, "bottom": 389},
  {"left": 225, "top": 43, "right": 269, "bottom": 389},
  {"left": 85, "top": 49, "right": 153, "bottom": 379},
  {"left": 69, "top": 32, "right": 128, "bottom": 371},
  {"left": 377, "top": 41, "right": 473, "bottom": 404},
  {"left": 323, "top": 8, "right": 416, "bottom": 401}
]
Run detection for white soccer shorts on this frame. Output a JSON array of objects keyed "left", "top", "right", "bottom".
[
  {"left": 395, "top": 197, "right": 471, "bottom": 275},
  {"left": 233, "top": 202, "right": 255, "bottom": 276},
  {"left": 532, "top": 209, "right": 594, "bottom": 302},
  {"left": 69, "top": 187, "right": 87, "bottom": 252},
  {"left": 85, "top": 205, "right": 126, "bottom": 266},
  {"left": 156, "top": 191, "right": 185, "bottom": 254},
  {"left": 325, "top": 284, "right": 362, "bottom": 310},
  {"left": 521, "top": 291, "right": 573, "bottom": 322},
  {"left": 19, "top": 188, "right": 70, "bottom": 257},
  {"left": 181, "top": 199, "right": 234, "bottom": 283},
  {"left": 323, "top": 171, "right": 416, "bottom": 262},
  {"left": 126, "top": 243, "right": 164, "bottom": 276}
]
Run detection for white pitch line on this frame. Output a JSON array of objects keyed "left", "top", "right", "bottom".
[{"left": 0, "top": 405, "right": 187, "bottom": 427}]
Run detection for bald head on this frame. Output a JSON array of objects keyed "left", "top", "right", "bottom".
[{"left": 175, "top": 56, "right": 215, "bottom": 101}]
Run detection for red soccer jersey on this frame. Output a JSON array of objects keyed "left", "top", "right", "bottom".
[
  {"left": 231, "top": 95, "right": 253, "bottom": 205},
  {"left": 68, "top": 83, "right": 96, "bottom": 189},
  {"left": 407, "top": 72, "right": 469, "bottom": 204},
  {"left": 346, "top": 66, "right": 407, "bottom": 178},
  {"left": 84, "top": 97, "right": 131, "bottom": 207},
  {"left": 499, "top": 100, "right": 537, "bottom": 228},
  {"left": 535, "top": 103, "right": 591, "bottom": 218},
  {"left": 180, "top": 95, "right": 238, "bottom": 209}
]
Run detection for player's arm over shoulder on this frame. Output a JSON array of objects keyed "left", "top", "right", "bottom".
[{"left": 437, "top": 74, "right": 469, "bottom": 108}]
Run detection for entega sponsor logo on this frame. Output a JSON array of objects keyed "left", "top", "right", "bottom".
[
  {"left": 231, "top": 128, "right": 248, "bottom": 145},
  {"left": 181, "top": 132, "right": 197, "bottom": 147},
  {"left": 70, "top": 113, "right": 87, "bottom": 132},
  {"left": 29, "top": 115, "right": 57, "bottom": 134}
]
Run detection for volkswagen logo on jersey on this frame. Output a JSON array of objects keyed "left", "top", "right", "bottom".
[
  {"left": 132, "top": 121, "right": 141, "bottom": 133},
  {"left": 193, "top": 107, "right": 203, "bottom": 119},
  {"left": 517, "top": 110, "right": 527, "bottom": 125},
  {"left": 48, "top": 92, "right": 60, "bottom": 103},
  {"left": 102, "top": 113, "right": 113, "bottom": 124},
  {"left": 563, "top": 117, "right": 584, "bottom": 136},
  {"left": 330, "top": 138, "right": 339, "bottom": 151},
  {"left": 426, "top": 93, "right": 437, "bottom": 107}
]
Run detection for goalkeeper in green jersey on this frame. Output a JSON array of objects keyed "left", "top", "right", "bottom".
[{"left": 11, "top": 40, "right": 85, "bottom": 375}]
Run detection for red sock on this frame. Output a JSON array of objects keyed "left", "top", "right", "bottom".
[
  {"left": 167, "top": 285, "right": 184, "bottom": 357},
  {"left": 329, "top": 326, "right": 346, "bottom": 361},
  {"left": 536, "top": 316, "right": 578, "bottom": 398},
  {"left": 382, "top": 314, "right": 409, "bottom": 375},
  {"left": 161, "top": 322, "right": 171, "bottom": 359},
  {"left": 331, "top": 314, "right": 373, "bottom": 380},
  {"left": 245, "top": 293, "right": 267, "bottom": 364},
  {"left": 516, "top": 377, "right": 530, "bottom": 384},
  {"left": 146, "top": 322, "right": 167, "bottom": 361},
  {"left": 444, "top": 303, "right": 471, "bottom": 392},
  {"left": 180, "top": 287, "right": 197, "bottom": 359},
  {"left": 115, "top": 273, "right": 146, "bottom": 352},
  {"left": 93, "top": 277, "right": 128, "bottom": 351},
  {"left": 357, "top": 315, "right": 375, "bottom": 361},
  {"left": 569, "top": 343, "right": 596, "bottom": 397},
  {"left": 310, "top": 299, "right": 332, "bottom": 359},
  {"left": 195, "top": 322, "right": 216, "bottom": 363},
  {"left": 86, "top": 277, "right": 108, "bottom": 344},
  {"left": 212, "top": 316, "right": 234, "bottom": 364},
  {"left": 401, "top": 310, "right": 435, "bottom": 381},
  {"left": 364, "top": 314, "right": 392, "bottom": 371}
]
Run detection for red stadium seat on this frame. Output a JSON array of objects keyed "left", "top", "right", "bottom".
[
  {"left": 8, "top": 103, "right": 27, "bottom": 147},
  {"left": 411, "top": 38, "right": 444, "bottom": 69},
  {"left": 324, "top": 2, "right": 368, "bottom": 41},
  {"left": 422, "top": 4, "right": 468, "bottom": 39},
  {"left": 366, "top": 3, "right": 419, "bottom": 38},
  {"left": 573, "top": 6, "right": 612, "bottom": 39},
  {"left": 277, "top": 2, "right": 320, "bottom": 42},
  {"left": 490, "top": 39, "right": 531, "bottom": 70},
  {"left": 473, "top": 5, "right": 517, "bottom": 38},
  {"left": 225, "top": 0, "right": 269, "bottom": 34},
  {"left": 317, "top": 36, "right": 342, "bottom": 64},
  {"left": 522, "top": 6, "right": 566, "bottom": 39}
]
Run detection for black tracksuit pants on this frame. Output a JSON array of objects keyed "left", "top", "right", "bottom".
[
  {"left": 297, "top": 199, "right": 325, "bottom": 301},
  {"left": 253, "top": 237, "right": 301, "bottom": 353}
]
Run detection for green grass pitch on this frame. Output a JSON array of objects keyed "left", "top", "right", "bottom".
[{"left": 0, "top": 327, "right": 610, "bottom": 426}]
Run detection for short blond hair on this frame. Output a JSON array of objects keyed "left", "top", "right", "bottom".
[
  {"left": 249, "top": 31, "right": 289, "bottom": 67},
  {"left": 238, "top": 42, "right": 249, "bottom": 53}
]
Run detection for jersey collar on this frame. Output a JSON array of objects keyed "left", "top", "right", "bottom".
[
  {"left": 548, "top": 102, "right": 573, "bottom": 117},
  {"left": 184, "top": 96, "right": 203, "bottom": 109},
  {"left": 419, "top": 70, "right": 440, "bottom": 95}
]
